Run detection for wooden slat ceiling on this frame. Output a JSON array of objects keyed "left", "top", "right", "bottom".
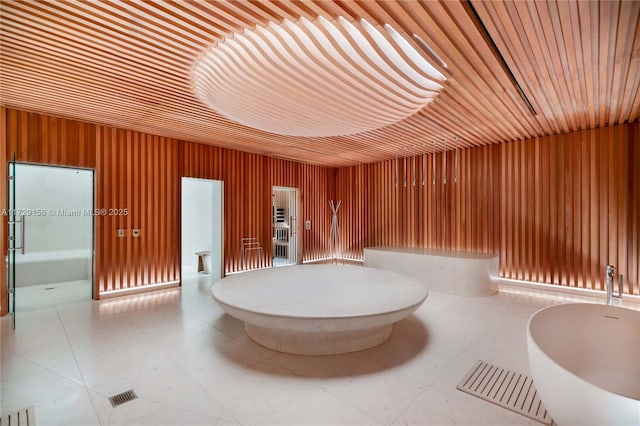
[
  {"left": 1, "top": 0, "right": 638, "bottom": 167},
  {"left": 193, "top": 15, "right": 446, "bottom": 137}
]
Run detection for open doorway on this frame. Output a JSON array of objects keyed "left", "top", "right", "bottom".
[
  {"left": 10, "top": 163, "right": 94, "bottom": 312},
  {"left": 272, "top": 186, "right": 300, "bottom": 267},
  {"left": 181, "top": 178, "right": 223, "bottom": 282}
]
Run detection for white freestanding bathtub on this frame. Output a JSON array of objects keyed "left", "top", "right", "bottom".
[{"left": 527, "top": 303, "right": 640, "bottom": 425}]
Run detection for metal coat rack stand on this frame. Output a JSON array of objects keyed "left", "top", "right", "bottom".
[{"left": 327, "top": 200, "right": 343, "bottom": 264}]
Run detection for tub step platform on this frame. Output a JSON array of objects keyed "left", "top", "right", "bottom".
[{"left": 457, "top": 360, "right": 553, "bottom": 425}]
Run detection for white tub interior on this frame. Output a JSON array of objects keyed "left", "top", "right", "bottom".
[{"left": 529, "top": 303, "right": 640, "bottom": 400}]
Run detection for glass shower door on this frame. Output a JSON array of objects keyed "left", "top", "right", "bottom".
[{"left": 7, "top": 158, "right": 20, "bottom": 328}]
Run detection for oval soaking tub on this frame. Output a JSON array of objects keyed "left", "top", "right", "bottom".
[{"left": 527, "top": 303, "right": 640, "bottom": 425}]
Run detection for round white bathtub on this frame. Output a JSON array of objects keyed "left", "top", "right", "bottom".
[{"left": 527, "top": 303, "right": 640, "bottom": 425}]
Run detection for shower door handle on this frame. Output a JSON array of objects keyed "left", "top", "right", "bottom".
[
  {"left": 8, "top": 215, "right": 25, "bottom": 254},
  {"left": 289, "top": 216, "right": 296, "bottom": 236},
  {"left": 20, "top": 215, "right": 25, "bottom": 254}
]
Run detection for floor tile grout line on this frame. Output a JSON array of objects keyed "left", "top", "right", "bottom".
[
  {"left": 388, "top": 308, "right": 508, "bottom": 425},
  {"left": 153, "top": 337, "right": 244, "bottom": 425},
  {"left": 94, "top": 315, "right": 165, "bottom": 426},
  {"left": 161, "top": 296, "right": 326, "bottom": 426},
  {"left": 54, "top": 303, "right": 106, "bottom": 426},
  {"left": 318, "top": 384, "right": 387, "bottom": 426},
  {"left": 245, "top": 381, "right": 320, "bottom": 426},
  {"left": 5, "top": 278, "right": 569, "bottom": 426},
  {"left": 13, "top": 280, "right": 90, "bottom": 314},
  {"left": 113, "top": 393, "right": 237, "bottom": 426},
  {"left": 387, "top": 352, "right": 465, "bottom": 426},
  {"left": 2, "top": 349, "right": 86, "bottom": 389}
]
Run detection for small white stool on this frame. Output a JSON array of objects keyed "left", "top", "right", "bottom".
[{"left": 195, "top": 251, "right": 211, "bottom": 274}]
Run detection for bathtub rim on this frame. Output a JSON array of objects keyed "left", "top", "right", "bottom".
[{"left": 527, "top": 302, "right": 640, "bottom": 402}]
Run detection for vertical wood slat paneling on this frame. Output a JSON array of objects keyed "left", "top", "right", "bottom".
[
  {"left": 214, "top": 154, "right": 335, "bottom": 273},
  {"left": 1, "top": 108, "right": 337, "bottom": 305},
  {"left": 182, "top": 141, "right": 224, "bottom": 181},
  {"left": 338, "top": 122, "right": 639, "bottom": 295},
  {"left": 2, "top": 108, "right": 178, "bottom": 298},
  {"left": 298, "top": 163, "right": 335, "bottom": 262},
  {"left": 630, "top": 123, "right": 640, "bottom": 298},
  {"left": 500, "top": 124, "right": 639, "bottom": 295},
  {"left": 0, "top": 107, "right": 7, "bottom": 315},
  {"left": 2, "top": 109, "right": 335, "bottom": 300},
  {"left": 337, "top": 147, "right": 501, "bottom": 259},
  {"left": 2, "top": 106, "right": 638, "bottom": 314},
  {"left": 93, "top": 126, "right": 181, "bottom": 294}
]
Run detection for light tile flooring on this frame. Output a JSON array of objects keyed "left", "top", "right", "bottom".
[
  {"left": 13, "top": 281, "right": 92, "bottom": 312},
  {"left": 0, "top": 273, "right": 630, "bottom": 426}
]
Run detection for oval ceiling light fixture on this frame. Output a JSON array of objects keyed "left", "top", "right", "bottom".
[{"left": 193, "top": 16, "right": 446, "bottom": 137}]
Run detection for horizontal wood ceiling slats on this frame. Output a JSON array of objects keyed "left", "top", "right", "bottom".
[
  {"left": 474, "top": 0, "right": 640, "bottom": 133},
  {"left": 1, "top": 0, "right": 638, "bottom": 167}
]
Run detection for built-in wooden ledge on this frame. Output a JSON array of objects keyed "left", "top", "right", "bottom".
[{"left": 363, "top": 246, "right": 498, "bottom": 297}]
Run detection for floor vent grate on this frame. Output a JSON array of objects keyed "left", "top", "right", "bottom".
[
  {"left": 108, "top": 389, "right": 138, "bottom": 407},
  {"left": 457, "top": 360, "right": 553, "bottom": 425},
  {"left": 0, "top": 406, "right": 36, "bottom": 425}
]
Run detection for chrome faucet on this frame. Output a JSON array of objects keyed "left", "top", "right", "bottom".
[{"left": 605, "top": 265, "right": 623, "bottom": 305}]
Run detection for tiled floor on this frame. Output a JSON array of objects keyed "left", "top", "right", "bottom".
[
  {"left": 0, "top": 273, "right": 629, "bottom": 426},
  {"left": 13, "top": 280, "right": 92, "bottom": 312}
]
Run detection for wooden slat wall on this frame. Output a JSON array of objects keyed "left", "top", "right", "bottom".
[
  {"left": 337, "top": 122, "right": 640, "bottom": 295},
  {"left": 296, "top": 163, "right": 336, "bottom": 262},
  {"left": 2, "top": 106, "right": 638, "bottom": 313},
  {"left": 180, "top": 145, "right": 335, "bottom": 271},
  {"left": 500, "top": 123, "right": 639, "bottom": 295},
  {"left": 5, "top": 109, "right": 97, "bottom": 168},
  {"left": 181, "top": 141, "right": 224, "bottom": 181},
  {"left": 337, "top": 146, "right": 501, "bottom": 258},
  {"left": 630, "top": 123, "right": 640, "bottom": 297},
  {"left": 222, "top": 150, "right": 271, "bottom": 273},
  {"left": 3, "top": 109, "right": 100, "bottom": 308},
  {"left": 2, "top": 109, "right": 182, "bottom": 297},
  {"left": 335, "top": 164, "right": 368, "bottom": 259},
  {"left": 95, "top": 127, "right": 181, "bottom": 293},
  {"left": 0, "top": 107, "right": 7, "bottom": 315},
  {"left": 1, "top": 108, "right": 336, "bottom": 308},
  {"left": 181, "top": 136, "right": 336, "bottom": 271},
  {"left": 182, "top": 153, "right": 335, "bottom": 273}
]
